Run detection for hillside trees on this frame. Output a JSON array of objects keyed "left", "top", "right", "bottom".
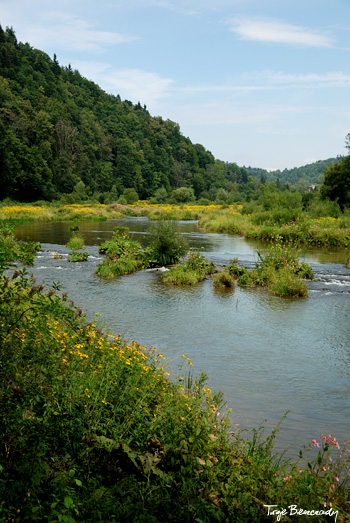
[{"left": 0, "top": 25, "right": 258, "bottom": 203}]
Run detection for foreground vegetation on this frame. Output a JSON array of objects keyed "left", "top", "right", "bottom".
[{"left": 0, "top": 229, "right": 349, "bottom": 522}]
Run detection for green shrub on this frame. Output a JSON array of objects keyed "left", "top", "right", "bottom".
[
  {"left": 212, "top": 270, "right": 235, "bottom": 288},
  {"left": 162, "top": 265, "right": 202, "bottom": 285},
  {"left": 184, "top": 249, "right": 216, "bottom": 277},
  {"left": 171, "top": 186, "right": 195, "bottom": 203},
  {"left": 0, "top": 225, "right": 40, "bottom": 271},
  {"left": 162, "top": 250, "right": 216, "bottom": 286},
  {"left": 68, "top": 251, "right": 88, "bottom": 262},
  {"left": 147, "top": 220, "right": 188, "bottom": 266},
  {"left": 96, "top": 256, "right": 142, "bottom": 279},
  {"left": 122, "top": 188, "right": 139, "bottom": 204},
  {"left": 268, "top": 266, "right": 308, "bottom": 297},
  {"left": 67, "top": 234, "right": 84, "bottom": 250},
  {"left": 233, "top": 237, "right": 313, "bottom": 297}
]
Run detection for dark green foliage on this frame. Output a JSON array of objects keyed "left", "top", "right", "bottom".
[
  {"left": 0, "top": 223, "right": 40, "bottom": 271},
  {"left": 0, "top": 27, "right": 222, "bottom": 202},
  {"left": 320, "top": 153, "right": 350, "bottom": 210},
  {"left": 147, "top": 220, "right": 188, "bottom": 266}
]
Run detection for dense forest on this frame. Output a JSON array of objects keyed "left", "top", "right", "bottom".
[
  {"left": 0, "top": 26, "right": 342, "bottom": 204},
  {"left": 0, "top": 26, "right": 252, "bottom": 203}
]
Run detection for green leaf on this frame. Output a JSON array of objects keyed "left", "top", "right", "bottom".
[{"left": 63, "top": 496, "right": 74, "bottom": 509}]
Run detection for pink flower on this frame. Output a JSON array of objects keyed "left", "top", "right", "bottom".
[{"left": 311, "top": 439, "right": 320, "bottom": 448}]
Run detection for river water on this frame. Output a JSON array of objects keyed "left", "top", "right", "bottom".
[{"left": 15, "top": 218, "right": 350, "bottom": 456}]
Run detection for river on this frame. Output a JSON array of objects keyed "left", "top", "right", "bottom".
[{"left": 15, "top": 217, "right": 350, "bottom": 457}]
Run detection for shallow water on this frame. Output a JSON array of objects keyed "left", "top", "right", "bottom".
[{"left": 15, "top": 218, "right": 350, "bottom": 456}]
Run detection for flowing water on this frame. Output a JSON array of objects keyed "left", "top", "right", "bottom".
[{"left": 15, "top": 218, "right": 350, "bottom": 456}]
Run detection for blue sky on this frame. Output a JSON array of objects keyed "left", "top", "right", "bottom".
[{"left": 1, "top": 0, "right": 350, "bottom": 170}]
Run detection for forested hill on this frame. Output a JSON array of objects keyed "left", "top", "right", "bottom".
[
  {"left": 0, "top": 26, "right": 251, "bottom": 202},
  {"left": 246, "top": 157, "right": 341, "bottom": 188}
]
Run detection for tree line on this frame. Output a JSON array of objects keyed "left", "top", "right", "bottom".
[
  {"left": 1, "top": 25, "right": 348, "bottom": 208},
  {"left": 0, "top": 26, "right": 251, "bottom": 203}
]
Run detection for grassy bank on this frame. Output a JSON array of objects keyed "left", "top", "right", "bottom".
[
  {"left": 198, "top": 209, "right": 350, "bottom": 248},
  {"left": 0, "top": 201, "right": 230, "bottom": 225},
  {"left": 2, "top": 200, "right": 350, "bottom": 250},
  {"left": 1, "top": 231, "right": 350, "bottom": 522}
]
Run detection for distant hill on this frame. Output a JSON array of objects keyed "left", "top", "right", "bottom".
[{"left": 245, "top": 157, "right": 342, "bottom": 188}]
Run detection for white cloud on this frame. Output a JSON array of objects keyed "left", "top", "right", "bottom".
[
  {"left": 21, "top": 13, "right": 136, "bottom": 53},
  {"left": 72, "top": 62, "right": 174, "bottom": 107},
  {"left": 229, "top": 18, "right": 334, "bottom": 48},
  {"left": 0, "top": 4, "right": 136, "bottom": 53},
  {"left": 168, "top": 101, "right": 301, "bottom": 127},
  {"left": 263, "top": 71, "right": 350, "bottom": 87}
]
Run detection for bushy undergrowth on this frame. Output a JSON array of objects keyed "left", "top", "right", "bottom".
[
  {"left": 68, "top": 251, "right": 89, "bottom": 263},
  {"left": 66, "top": 235, "right": 85, "bottom": 251},
  {"left": 212, "top": 269, "right": 236, "bottom": 288},
  {"left": 96, "top": 227, "right": 148, "bottom": 279},
  {"left": 96, "top": 222, "right": 189, "bottom": 279},
  {"left": 0, "top": 231, "right": 350, "bottom": 522},
  {"left": 162, "top": 250, "right": 216, "bottom": 286}
]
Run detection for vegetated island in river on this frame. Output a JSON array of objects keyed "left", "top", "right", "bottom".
[{"left": 0, "top": 214, "right": 349, "bottom": 522}]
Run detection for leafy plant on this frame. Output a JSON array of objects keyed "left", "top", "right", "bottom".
[
  {"left": 68, "top": 251, "right": 88, "bottom": 262},
  {"left": 96, "top": 227, "right": 148, "bottom": 279},
  {"left": 212, "top": 269, "right": 235, "bottom": 288},
  {"left": 147, "top": 220, "right": 188, "bottom": 266},
  {"left": 162, "top": 249, "right": 216, "bottom": 285},
  {"left": 67, "top": 234, "right": 84, "bottom": 250}
]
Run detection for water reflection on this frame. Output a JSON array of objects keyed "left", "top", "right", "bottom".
[{"left": 15, "top": 218, "right": 350, "bottom": 455}]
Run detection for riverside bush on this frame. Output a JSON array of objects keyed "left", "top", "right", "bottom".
[
  {"left": 212, "top": 269, "right": 235, "bottom": 288},
  {"left": 229, "top": 237, "right": 313, "bottom": 298},
  {"left": 147, "top": 220, "right": 188, "bottom": 265},
  {"left": 68, "top": 251, "right": 88, "bottom": 262},
  {"left": 0, "top": 231, "right": 349, "bottom": 522},
  {"left": 162, "top": 250, "right": 216, "bottom": 286},
  {"left": 96, "top": 227, "right": 148, "bottom": 279},
  {"left": 67, "top": 234, "right": 85, "bottom": 250}
]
